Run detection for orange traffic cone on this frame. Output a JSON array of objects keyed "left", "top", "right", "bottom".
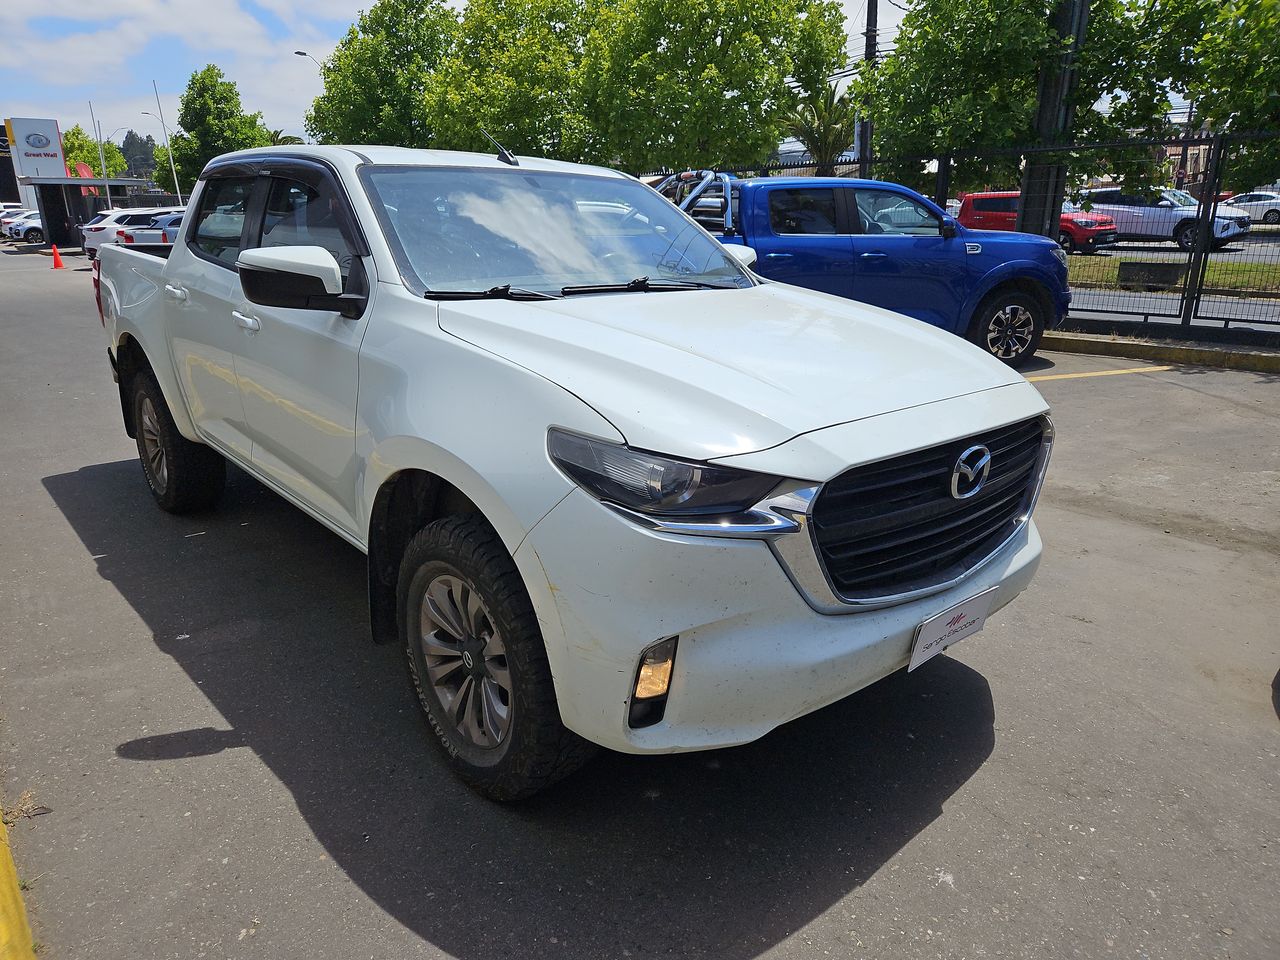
[{"left": 51, "top": 246, "right": 65, "bottom": 270}]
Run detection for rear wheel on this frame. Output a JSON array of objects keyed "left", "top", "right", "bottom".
[
  {"left": 131, "top": 372, "right": 225, "bottom": 513},
  {"left": 401, "top": 515, "right": 595, "bottom": 801},
  {"left": 1263, "top": 209, "right": 1280, "bottom": 225},
  {"left": 966, "top": 290, "right": 1044, "bottom": 368}
]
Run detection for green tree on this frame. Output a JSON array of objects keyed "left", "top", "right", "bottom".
[
  {"left": 61, "top": 124, "right": 127, "bottom": 177},
  {"left": 120, "top": 129, "right": 157, "bottom": 174},
  {"left": 420, "top": 0, "right": 591, "bottom": 159},
  {"left": 268, "top": 128, "right": 305, "bottom": 145},
  {"left": 855, "top": 0, "right": 1210, "bottom": 190},
  {"left": 171, "top": 64, "right": 271, "bottom": 188},
  {"left": 578, "top": 0, "right": 848, "bottom": 172},
  {"left": 785, "top": 84, "right": 856, "bottom": 175},
  {"left": 305, "top": 0, "right": 459, "bottom": 146},
  {"left": 1193, "top": 0, "right": 1280, "bottom": 189}
]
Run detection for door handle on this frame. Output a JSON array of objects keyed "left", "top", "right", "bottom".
[
  {"left": 859, "top": 252, "right": 889, "bottom": 259},
  {"left": 764, "top": 252, "right": 793, "bottom": 260},
  {"left": 232, "top": 310, "right": 261, "bottom": 332},
  {"left": 163, "top": 283, "right": 187, "bottom": 302}
]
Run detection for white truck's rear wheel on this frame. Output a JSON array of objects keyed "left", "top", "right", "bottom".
[
  {"left": 400, "top": 514, "right": 595, "bottom": 800},
  {"left": 131, "top": 373, "right": 225, "bottom": 513}
]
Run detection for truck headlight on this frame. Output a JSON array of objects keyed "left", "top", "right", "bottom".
[
  {"left": 548, "top": 429, "right": 781, "bottom": 518},
  {"left": 1052, "top": 246, "right": 1068, "bottom": 267}
]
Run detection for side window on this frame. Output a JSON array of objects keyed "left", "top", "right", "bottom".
[
  {"left": 1091, "top": 190, "right": 1121, "bottom": 204},
  {"left": 768, "top": 188, "right": 838, "bottom": 235},
  {"left": 855, "top": 189, "right": 940, "bottom": 236},
  {"left": 259, "top": 176, "right": 356, "bottom": 280},
  {"left": 191, "top": 178, "right": 254, "bottom": 267}
]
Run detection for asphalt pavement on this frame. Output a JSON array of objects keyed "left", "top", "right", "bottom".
[{"left": 1, "top": 249, "right": 1277, "bottom": 959}]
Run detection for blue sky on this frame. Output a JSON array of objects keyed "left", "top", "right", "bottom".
[{"left": 0, "top": 1, "right": 891, "bottom": 149}]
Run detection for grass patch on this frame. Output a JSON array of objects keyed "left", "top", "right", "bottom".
[{"left": 1069, "top": 255, "right": 1280, "bottom": 293}]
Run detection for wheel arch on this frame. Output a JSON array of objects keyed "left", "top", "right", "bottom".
[{"left": 361, "top": 446, "right": 569, "bottom": 647}]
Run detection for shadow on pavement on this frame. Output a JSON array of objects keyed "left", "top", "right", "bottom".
[{"left": 45, "top": 459, "right": 996, "bottom": 960}]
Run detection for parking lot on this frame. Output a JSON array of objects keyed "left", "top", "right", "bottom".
[{"left": 1, "top": 249, "right": 1277, "bottom": 959}]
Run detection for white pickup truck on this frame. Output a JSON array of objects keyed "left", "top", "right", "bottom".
[{"left": 96, "top": 146, "right": 1053, "bottom": 800}]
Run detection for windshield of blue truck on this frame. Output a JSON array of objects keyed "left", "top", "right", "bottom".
[{"left": 359, "top": 165, "right": 753, "bottom": 295}]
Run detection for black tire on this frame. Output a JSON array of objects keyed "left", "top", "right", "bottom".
[
  {"left": 1175, "top": 221, "right": 1197, "bottom": 251},
  {"left": 25, "top": 229, "right": 43, "bottom": 244},
  {"left": 1263, "top": 209, "right": 1280, "bottom": 225},
  {"left": 1057, "top": 231, "right": 1075, "bottom": 254},
  {"left": 131, "top": 372, "right": 225, "bottom": 513},
  {"left": 86, "top": 248, "right": 96, "bottom": 261},
  {"left": 966, "top": 289, "right": 1045, "bottom": 368},
  {"left": 401, "top": 514, "right": 596, "bottom": 801}
]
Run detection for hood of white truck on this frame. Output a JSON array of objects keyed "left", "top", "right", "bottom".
[{"left": 438, "top": 282, "right": 1025, "bottom": 465}]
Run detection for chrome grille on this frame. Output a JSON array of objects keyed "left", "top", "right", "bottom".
[{"left": 811, "top": 417, "right": 1048, "bottom": 599}]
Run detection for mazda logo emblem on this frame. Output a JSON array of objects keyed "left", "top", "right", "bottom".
[{"left": 950, "top": 444, "right": 992, "bottom": 499}]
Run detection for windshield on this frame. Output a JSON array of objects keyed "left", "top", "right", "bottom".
[
  {"left": 360, "top": 166, "right": 753, "bottom": 295},
  {"left": 1163, "top": 188, "right": 1197, "bottom": 207}
]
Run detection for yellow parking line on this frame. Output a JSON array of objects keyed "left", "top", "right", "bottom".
[
  {"left": 0, "top": 820, "right": 36, "bottom": 960},
  {"left": 1027, "top": 365, "right": 1174, "bottom": 383}
]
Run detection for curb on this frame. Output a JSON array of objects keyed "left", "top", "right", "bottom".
[
  {"left": 0, "top": 821, "right": 35, "bottom": 960},
  {"left": 1042, "top": 332, "right": 1280, "bottom": 375}
]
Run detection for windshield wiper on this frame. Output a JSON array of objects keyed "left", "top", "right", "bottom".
[
  {"left": 424, "top": 284, "right": 560, "bottom": 301},
  {"left": 561, "top": 276, "right": 737, "bottom": 296}
]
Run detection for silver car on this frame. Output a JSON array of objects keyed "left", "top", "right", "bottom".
[{"left": 1080, "top": 187, "right": 1250, "bottom": 250}]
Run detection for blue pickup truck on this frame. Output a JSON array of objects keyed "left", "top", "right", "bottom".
[{"left": 656, "top": 172, "right": 1070, "bottom": 367}]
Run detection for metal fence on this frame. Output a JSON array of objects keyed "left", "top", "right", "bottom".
[{"left": 644, "top": 131, "right": 1280, "bottom": 342}]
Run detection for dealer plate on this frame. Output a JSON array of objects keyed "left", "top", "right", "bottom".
[{"left": 908, "top": 586, "right": 1000, "bottom": 672}]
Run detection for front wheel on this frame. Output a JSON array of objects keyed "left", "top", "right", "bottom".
[
  {"left": 401, "top": 514, "right": 595, "bottom": 801},
  {"left": 1175, "top": 222, "right": 1198, "bottom": 251},
  {"left": 1057, "top": 231, "right": 1075, "bottom": 254},
  {"left": 131, "top": 372, "right": 225, "bottom": 513},
  {"left": 25, "top": 229, "right": 43, "bottom": 244},
  {"left": 966, "top": 291, "right": 1045, "bottom": 368}
]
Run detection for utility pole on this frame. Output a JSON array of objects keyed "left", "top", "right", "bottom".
[
  {"left": 1015, "top": 0, "right": 1090, "bottom": 238},
  {"left": 857, "top": 0, "right": 877, "bottom": 178},
  {"left": 88, "top": 100, "right": 113, "bottom": 209}
]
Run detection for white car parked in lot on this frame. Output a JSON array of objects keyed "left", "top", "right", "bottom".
[
  {"left": 81, "top": 206, "right": 184, "bottom": 259},
  {"left": 5, "top": 211, "right": 42, "bottom": 242},
  {"left": 1221, "top": 190, "right": 1280, "bottom": 225},
  {"left": 97, "top": 146, "right": 1051, "bottom": 799},
  {"left": 1080, "top": 186, "right": 1250, "bottom": 250}
]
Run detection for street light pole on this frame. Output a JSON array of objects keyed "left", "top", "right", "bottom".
[
  {"left": 145, "top": 81, "right": 184, "bottom": 205},
  {"left": 294, "top": 50, "right": 323, "bottom": 70},
  {"left": 87, "top": 100, "right": 113, "bottom": 208}
]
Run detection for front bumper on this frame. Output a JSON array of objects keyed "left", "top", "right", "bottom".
[
  {"left": 1217, "top": 219, "right": 1250, "bottom": 239},
  {"left": 516, "top": 486, "right": 1042, "bottom": 755}
]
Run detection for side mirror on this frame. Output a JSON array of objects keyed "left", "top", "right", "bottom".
[
  {"left": 940, "top": 216, "right": 958, "bottom": 239},
  {"left": 1156, "top": 199, "right": 1174, "bottom": 208},
  {"left": 237, "top": 246, "right": 364, "bottom": 319},
  {"left": 723, "top": 243, "right": 758, "bottom": 268}
]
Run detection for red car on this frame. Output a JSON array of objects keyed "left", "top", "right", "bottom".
[{"left": 958, "top": 191, "right": 1117, "bottom": 254}]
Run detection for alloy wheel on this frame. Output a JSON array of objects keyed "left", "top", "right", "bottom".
[
  {"left": 419, "top": 574, "right": 512, "bottom": 749},
  {"left": 1264, "top": 210, "right": 1280, "bottom": 225},
  {"left": 139, "top": 396, "right": 168, "bottom": 493},
  {"left": 986, "top": 304, "right": 1035, "bottom": 359}
]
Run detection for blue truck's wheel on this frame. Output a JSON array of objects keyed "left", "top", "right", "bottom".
[{"left": 966, "top": 290, "right": 1044, "bottom": 368}]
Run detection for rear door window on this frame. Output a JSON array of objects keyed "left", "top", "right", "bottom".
[
  {"left": 767, "top": 189, "right": 839, "bottom": 235},
  {"left": 191, "top": 177, "right": 254, "bottom": 267}
]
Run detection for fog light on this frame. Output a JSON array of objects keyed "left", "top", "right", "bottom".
[{"left": 629, "top": 637, "right": 678, "bottom": 728}]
